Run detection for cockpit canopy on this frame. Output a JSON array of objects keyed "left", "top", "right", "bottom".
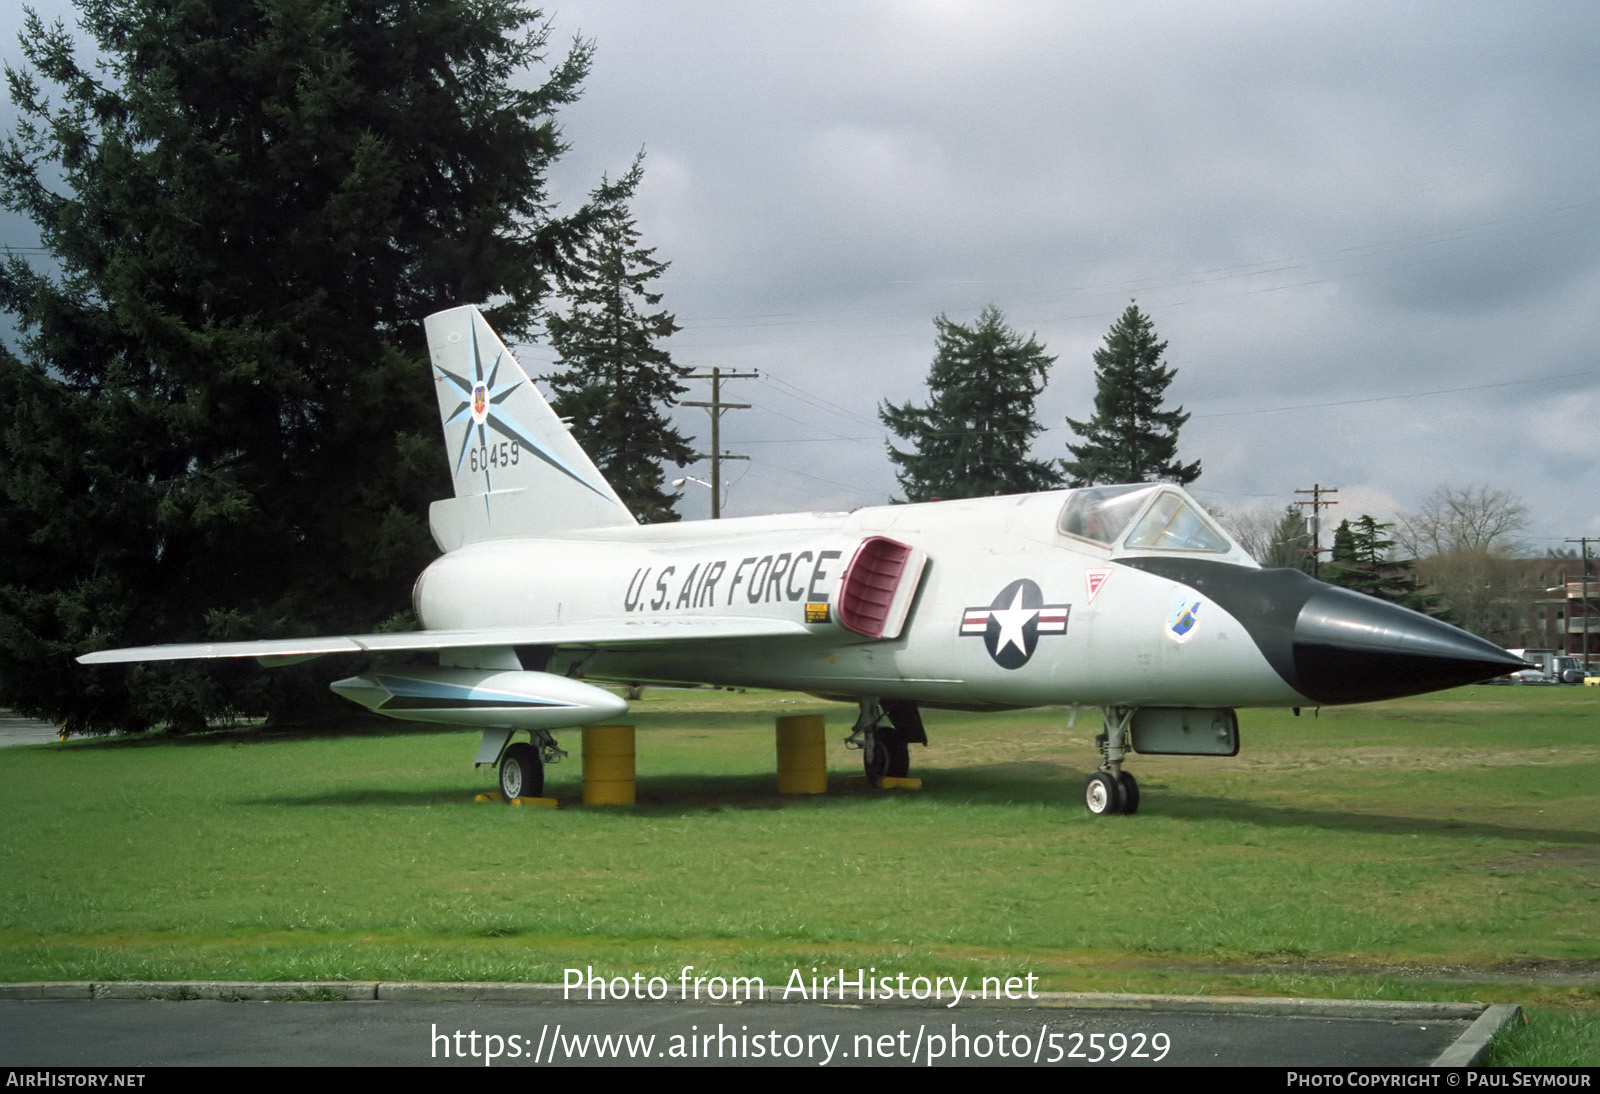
[{"left": 1058, "top": 484, "right": 1239, "bottom": 557}]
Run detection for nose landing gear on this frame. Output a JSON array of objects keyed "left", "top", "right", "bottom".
[{"left": 1085, "top": 708, "right": 1139, "bottom": 815}]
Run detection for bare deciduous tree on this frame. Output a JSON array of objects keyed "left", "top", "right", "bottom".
[
  {"left": 1210, "top": 503, "right": 1279, "bottom": 565},
  {"left": 1398, "top": 486, "right": 1530, "bottom": 557},
  {"left": 1413, "top": 548, "right": 1534, "bottom": 643},
  {"left": 1400, "top": 486, "right": 1532, "bottom": 642}
]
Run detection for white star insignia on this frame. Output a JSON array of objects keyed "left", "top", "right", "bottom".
[{"left": 988, "top": 586, "right": 1039, "bottom": 657}]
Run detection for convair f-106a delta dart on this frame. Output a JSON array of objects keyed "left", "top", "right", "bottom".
[{"left": 81, "top": 305, "right": 1525, "bottom": 815}]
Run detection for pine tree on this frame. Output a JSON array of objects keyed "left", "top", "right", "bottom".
[
  {"left": 0, "top": 1, "right": 600, "bottom": 732},
  {"left": 1062, "top": 304, "right": 1200, "bottom": 487},
  {"left": 1265, "top": 505, "right": 1316, "bottom": 572},
  {"left": 1328, "top": 519, "right": 1360, "bottom": 579},
  {"left": 1324, "top": 516, "right": 1435, "bottom": 611},
  {"left": 879, "top": 307, "right": 1061, "bottom": 502},
  {"left": 545, "top": 159, "right": 696, "bottom": 523}
]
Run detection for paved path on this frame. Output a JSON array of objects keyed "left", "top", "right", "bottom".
[
  {"left": 0, "top": 984, "right": 1513, "bottom": 1068},
  {"left": 0, "top": 713, "right": 60, "bottom": 748}
]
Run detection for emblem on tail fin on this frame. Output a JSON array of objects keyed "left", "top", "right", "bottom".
[{"left": 425, "top": 306, "right": 636, "bottom": 542}]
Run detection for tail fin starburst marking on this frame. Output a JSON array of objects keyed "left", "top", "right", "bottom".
[
  {"left": 425, "top": 306, "right": 635, "bottom": 544},
  {"left": 434, "top": 318, "right": 612, "bottom": 501}
]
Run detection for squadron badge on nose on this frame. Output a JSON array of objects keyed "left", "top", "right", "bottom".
[
  {"left": 1167, "top": 597, "right": 1201, "bottom": 643},
  {"left": 960, "top": 578, "right": 1070, "bottom": 669}
]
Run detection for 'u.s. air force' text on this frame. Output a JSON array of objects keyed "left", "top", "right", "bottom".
[{"left": 623, "top": 550, "right": 842, "bottom": 613}]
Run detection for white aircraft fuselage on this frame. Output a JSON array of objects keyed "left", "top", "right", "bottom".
[
  {"left": 82, "top": 305, "right": 1527, "bottom": 815},
  {"left": 418, "top": 496, "right": 1296, "bottom": 711}
]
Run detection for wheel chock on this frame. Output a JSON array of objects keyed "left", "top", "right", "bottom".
[
  {"left": 843, "top": 775, "right": 923, "bottom": 791},
  {"left": 474, "top": 792, "right": 559, "bottom": 807}
]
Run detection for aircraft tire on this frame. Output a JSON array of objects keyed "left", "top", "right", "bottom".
[
  {"left": 864, "top": 731, "right": 911, "bottom": 785},
  {"left": 883, "top": 732, "right": 910, "bottom": 779},
  {"left": 1118, "top": 772, "right": 1140, "bottom": 815},
  {"left": 499, "top": 742, "right": 543, "bottom": 801},
  {"left": 1084, "top": 772, "right": 1122, "bottom": 816},
  {"left": 863, "top": 739, "right": 887, "bottom": 787}
]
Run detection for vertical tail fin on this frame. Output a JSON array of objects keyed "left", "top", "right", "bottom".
[{"left": 424, "top": 305, "right": 635, "bottom": 550}]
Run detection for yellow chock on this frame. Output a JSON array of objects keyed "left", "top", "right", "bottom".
[
  {"left": 843, "top": 774, "right": 923, "bottom": 791},
  {"left": 583, "top": 724, "right": 636, "bottom": 805},
  {"left": 475, "top": 791, "right": 558, "bottom": 807},
  {"left": 775, "top": 714, "right": 827, "bottom": 794}
]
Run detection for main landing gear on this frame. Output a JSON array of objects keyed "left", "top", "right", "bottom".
[
  {"left": 845, "top": 698, "right": 926, "bottom": 786},
  {"left": 497, "top": 730, "right": 566, "bottom": 802},
  {"left": 1085, "top": 708, "right": 1139, "bottom": 816},
  {"left": 499, "top": 742, "right": 541, "bottom": 800}
]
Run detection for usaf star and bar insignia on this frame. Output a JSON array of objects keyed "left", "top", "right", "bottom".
[{"left": 960, "top": 578, "right": 1070, "bottom": 670}]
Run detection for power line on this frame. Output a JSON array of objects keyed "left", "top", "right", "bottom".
[{"left": 1192, "top": 368, "right": 1600, "bottom": 420}]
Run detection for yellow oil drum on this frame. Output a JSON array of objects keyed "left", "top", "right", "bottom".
[
  {"left": 775, "top": 714, "right": 827, "bottom": 794},
  {"left": 582, "top": 724, "right": 636, "bottom": 805}
]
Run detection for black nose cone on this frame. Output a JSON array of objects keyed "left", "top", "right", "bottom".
[
  {"left": 1291, "top": 584, "right": 1527, "bottom": 704},
  {"left": 1121, "top": 557, "right": 1530, "bottom": 705}
]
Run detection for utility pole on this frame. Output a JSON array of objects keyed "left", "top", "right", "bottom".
[
  {"left": 1294, "top": 484, "right": 1339, "bottom": 579},
  {"left": 1565, "top": 537, "right": 1595, "bottom": 663},
  {"left": 683, "top": 367, "right": 757, "bottom": 518}
]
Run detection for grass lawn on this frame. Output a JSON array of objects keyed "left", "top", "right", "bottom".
[{"left": 1, "top": 685, "right": 1596, "bottom": 1059}]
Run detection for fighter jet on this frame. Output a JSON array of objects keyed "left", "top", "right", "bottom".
[{"left": 80, "top": 306, "right": 1525, "bottom": 814}]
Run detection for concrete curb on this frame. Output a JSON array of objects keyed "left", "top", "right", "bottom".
[
  {"left": 1432, "top": 1003, "right": 1523, "bottom": 1067},
  {"left": 0, "top": 979, "right": 1487, "bottom": 1015}
]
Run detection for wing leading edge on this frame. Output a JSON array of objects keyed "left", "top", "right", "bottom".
[{"left": 76, "top": 617, "right": 813, "bottom": 666}]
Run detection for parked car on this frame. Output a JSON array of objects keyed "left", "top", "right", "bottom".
[
  {"left": 1549, "top": 655, "right": 1586, "bottom": 685},
  {"left": 1490, "top": 650, "right": 1586, "bottom": 684}
]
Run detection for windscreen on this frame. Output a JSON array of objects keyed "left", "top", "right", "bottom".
[
  {"left": 1123, "top": 492, "right": 1231, "bottom": 552},
  {"left": 1058, "top": 484, "right": 1231, "bottom": 554},
  {"left": 1057, "top": 485, "right": 1161, "bottom": 546}
]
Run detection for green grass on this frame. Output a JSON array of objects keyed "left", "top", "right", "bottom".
[
  {"left": 1488, "top": 1007, "right": 1600, "bottom": 1066},
  {"left": 2, "top": 686, "right": 1597, "bottom": 1061}
]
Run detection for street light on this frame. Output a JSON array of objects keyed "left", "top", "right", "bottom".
[{"left": 671, "top": 476, "right": 721, "bottom": 518}]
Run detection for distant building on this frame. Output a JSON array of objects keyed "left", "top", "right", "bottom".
[
  {"left": 1500, "top": 559, "right": 1600, "bottom": 660},
  {"left": 1557, "top": 578, "right": 1600, "bottom": 662}
]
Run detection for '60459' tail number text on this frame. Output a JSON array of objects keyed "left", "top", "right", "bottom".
[{"left": 470, "top": 442, "right": 519, "bottom": 473}]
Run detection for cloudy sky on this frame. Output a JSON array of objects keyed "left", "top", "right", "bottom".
[
  {"left": 8, "top": 2, "right": 1600, "bottom": 554},
  {"left": 516, "top": 0, "right": 1600, "bottom": 551}
]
